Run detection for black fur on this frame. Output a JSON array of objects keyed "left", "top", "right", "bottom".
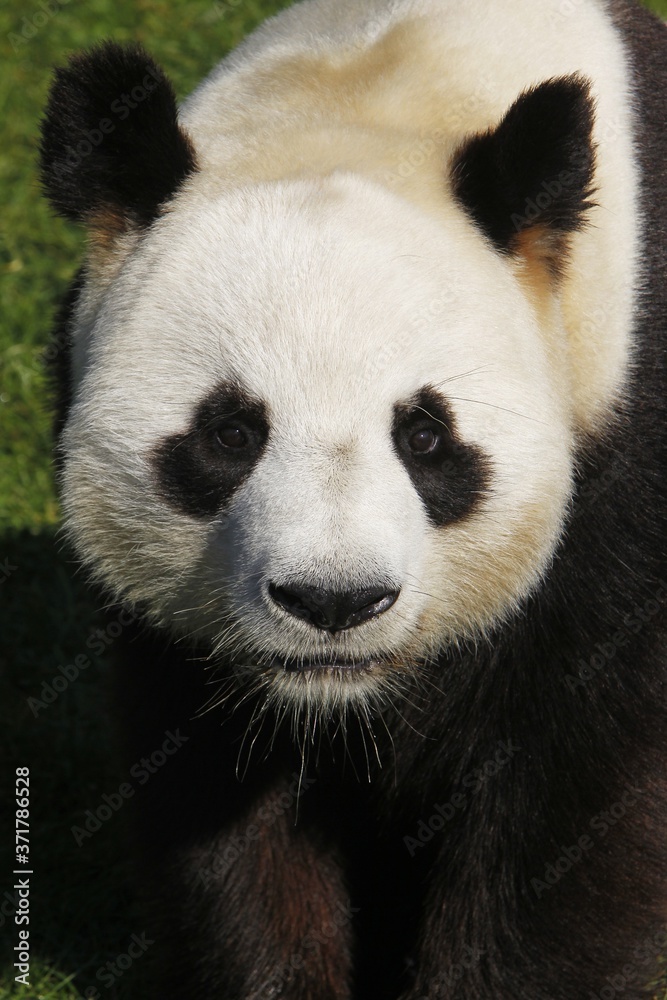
[
  {"left": 451, "top": 75, "right": 596, "bottom": 263},
  {"left": 392, "top": 387, "right": 491, "bottom": 527},
  {"left": 39, "top": 42, "right": 197, "bottom": 226},
  {"left": 45, "top": 6, "right": 667, "bottom": 999},
  {"left": 44, "top": 266, "right": 84, "bottom": 448},
  {"left": 152, "top": 382, "right": 270, "bottom": 519}
]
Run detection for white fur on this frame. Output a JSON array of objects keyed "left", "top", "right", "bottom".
[
  {"left": 62, "top": 0, "right": 640, "bottom": 709},
  {"left": 178, "top": 0, "right": 639, "bottom": 431}
]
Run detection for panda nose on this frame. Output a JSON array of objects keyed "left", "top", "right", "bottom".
[{"left": 268, "top": 583, "right": 400, "bottom": 632}]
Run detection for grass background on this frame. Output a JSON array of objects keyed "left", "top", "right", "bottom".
[{"left": 1, "top": 0, "right": 666, "bottom": 996}]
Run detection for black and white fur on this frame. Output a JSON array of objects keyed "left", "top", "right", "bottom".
[{"left": 40, "top": 1, "right": 667, "bottom": 997}]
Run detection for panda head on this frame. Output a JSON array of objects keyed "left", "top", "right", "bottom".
[{"left": 41, "top": 43, "right": 595, "bottom": 715}]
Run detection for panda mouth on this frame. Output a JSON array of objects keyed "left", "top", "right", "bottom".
[{"left": 270, "top": 654, "right": 379, "bottom": 674}]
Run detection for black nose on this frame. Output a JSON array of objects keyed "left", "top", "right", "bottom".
[{"left": 268, "top": 582, "right": 400, "bottom": 632}]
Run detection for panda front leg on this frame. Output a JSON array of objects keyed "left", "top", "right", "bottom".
[
  {"left": 142, "top": 777, "right": 354, "bottom": 1000},
  {"left": 114, "top": 627, "right": 353, "bottom": 1000}
]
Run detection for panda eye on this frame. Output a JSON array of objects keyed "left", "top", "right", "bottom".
[
  {"left": 214, "top": 423, "right": 251, "bottom": 451},
  {"left": 408, "top": 427, "right": 441, "bottom": 455}
]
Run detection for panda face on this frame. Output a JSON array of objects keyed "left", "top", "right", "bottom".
[
  {"left": 40, "top": 43, "right": 602, "bottom": 714},
  {"left": 60, "top": 173, "right": 573, "bottom": 710}
]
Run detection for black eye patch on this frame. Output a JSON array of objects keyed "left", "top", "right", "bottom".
[
  {"left": 392, "top": 387, "right": 491, "bottom": 526},
  {"left": 151, "top": 382, "right": 269, "bottom": 519}
]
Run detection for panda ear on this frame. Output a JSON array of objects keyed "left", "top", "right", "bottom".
[
  {"left": 39, "top": 41, "right": 197, "bottom": 236},
  {"left": 451, "top": 75, "right": 596, "bottom": 277}
]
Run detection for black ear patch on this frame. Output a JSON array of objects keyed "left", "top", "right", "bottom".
[
  {"left": 451, "top": 75, "right": 596, "bottom": 270},
  {"left": 39, "top": 41, "right": 197, "bottom": 229}
]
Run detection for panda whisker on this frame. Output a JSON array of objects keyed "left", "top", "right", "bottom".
[
  {"left": 409, "top": 587, "right": 455, "bottom": 610},
  {"left": 375, "top": 704, "right": 398, "bottom": 787},
  {"left": 356, "top": 712, "right": 374, "bottom": 783},
  {"left": 411, "top": 405, "right": 454, "bottom": 433},
  {"left": 337, "top": 707, "right": 362, "bottom": 783},
  {"left": 194, "top": 675, "right": 230, "bottom": 713},
  {"left": 243, "top": 707, "right": 273, "bottom": 779},
  {"left": 172, "top": 597, "right": 219, "bottom": 616},
  {"left": 209, "top": 619, "right": 247, "bottom": 654},
  {"left": 235, "top": 697, "right": 269, "bottom": 781},
  {"left": 194, "top": 670, "right": 250, "bottom": 718},
  {"left": 409, "top": 668, "right": 445, "bottom": 704},
  {"left": 386, "top": 694, "right": 431, "bottom": 742},
  {"left": 207, "top": 608, "right": 263, "bottom": 658},
  {"left": 402, "top": 571, "right": 456, "bottom": 611},
  {"left": 446, "top": 396, "right": 544, "bottom": 423},
  {"left": 295, "top": 720, "right": 311, "bottom": 808},
  {"left": 266, "top": 698, "right": 292, "bottom": 759},
  {"left": 431, "top": 365, "right": 495, "bottom": 387},
  {"left": 363, "top": 704, "right": 383, "bottom": 772},
  {"left": 310, "top": 705, "right": 320, "bottom": 747},
  {"left": 385, "top": 680, "right": 427, "bottom": 719}
]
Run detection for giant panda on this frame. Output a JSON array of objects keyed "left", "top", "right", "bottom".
[{"left": 39, "top": 0, "right": 667, "bottom": 997}]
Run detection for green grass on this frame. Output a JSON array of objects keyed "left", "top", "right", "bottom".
[{"left": 1, "top": 0, "right": 667, "bottom": 997}]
